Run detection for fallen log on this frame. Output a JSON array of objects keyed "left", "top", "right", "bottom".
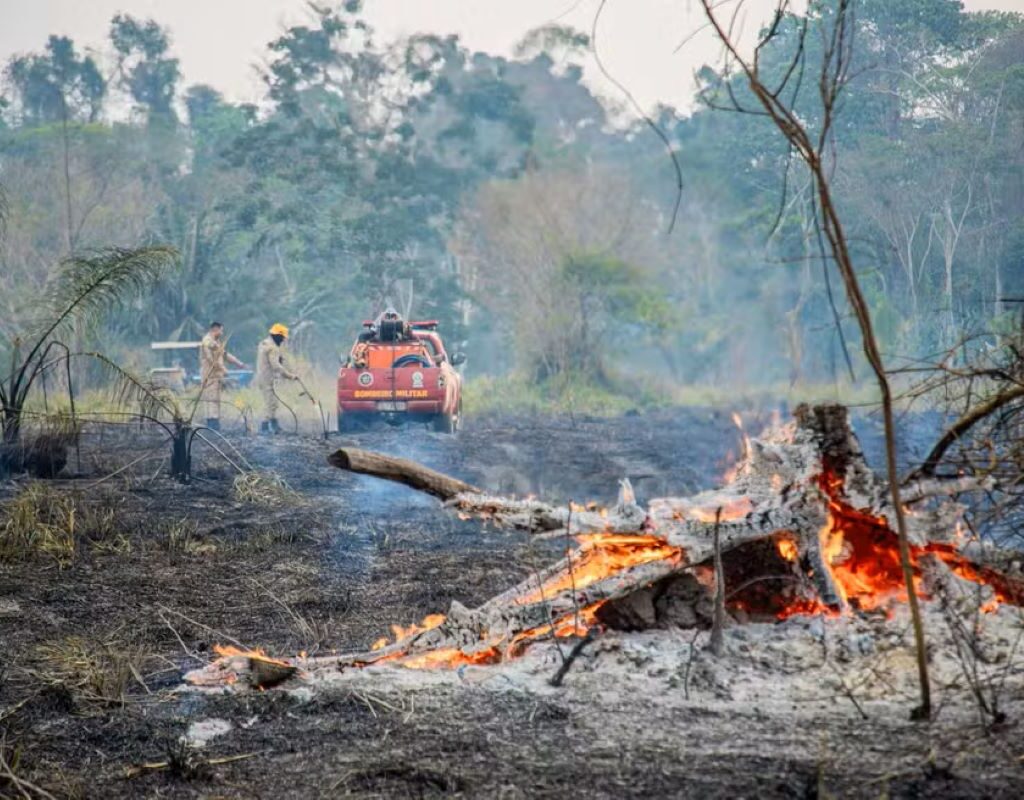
[
  {"left": 328, "top": 443, "right": 645, "bottom": 533},
  {"left": 327, "top": 446, "right": 480, "bottom": 500}
]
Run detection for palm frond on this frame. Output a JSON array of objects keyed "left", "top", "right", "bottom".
[
  {"left": 83, "top": 351, "right": 183, "bottom": 425},
  {"left": 12, "top": 246, "right": 178, "bottom": 390},
  {"left": 38, "top": 246, "right": 179, "bottom": 344}
]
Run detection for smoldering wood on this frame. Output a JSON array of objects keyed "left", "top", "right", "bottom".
[
  {"left": 319, "top": 403, "right": 1020, "bottom": 664},
  {"left": 249, "top": 658, "right": 297, "bottom": 689},
  {"left": 185, "top": 403, "right": 1024, "bottom": 687}
]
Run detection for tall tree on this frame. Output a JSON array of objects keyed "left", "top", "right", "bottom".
[
  {"left": 110, "top": 14, "right": 181, "bottom": 122},
  {"left": 5, "top": 36, "right": 105, "bottom": 125}
]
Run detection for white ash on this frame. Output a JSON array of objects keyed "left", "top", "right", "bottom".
[
  {"left": 182, "top": 718, "right": 233, "bottom": 748},
  {"left": 184, "top": 601, "right": 1024, "bottom": 732}
]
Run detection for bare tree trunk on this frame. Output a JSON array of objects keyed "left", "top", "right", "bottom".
[
  {"left": 710, "top": 507, "right": 725, "bottom": 657},
  {"left": 60, "top": 96, "right": 75, "bottom": 257},
  {"left": 698, "top": 0, "right": 932, "bottom": 718}
]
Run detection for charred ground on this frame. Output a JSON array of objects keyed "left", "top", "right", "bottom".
[{"left": 1, "top": 410, "right": 1022, "bottom": 799}]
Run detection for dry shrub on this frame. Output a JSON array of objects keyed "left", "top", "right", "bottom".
[
  {"left": 164, "top": 740, "right": 211, "bottom": 781},
  {"left": 0, "top": 484, "right": 128, "bottom": 566},
  {"left": 160, "top": 518, "right": 208, "bottom": 555},
  {"left": 0, "top": 416, "right": 80, "bottom": 479},
  {"left": 245, "top": 525, "right": 306, "bottom": 550},
  {"left": 0, "top": 483, "right": 77, "bottom": 566},
  {"left": 232, "top": 471, "right": 304, "bottom": 508},
  {"left": 32, "top": 633, "right": 150, "bottom": 709}
]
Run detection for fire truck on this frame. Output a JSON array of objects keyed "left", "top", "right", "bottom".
[{"left": 336, "top": 310, "right": 465, "bottom": 433}]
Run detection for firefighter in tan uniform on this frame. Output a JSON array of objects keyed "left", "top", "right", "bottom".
[
  {"left": 256, "top": 323, "right": 298, "bottom": 433},
  {"left": 199, "top": 322, "right": 246, "bottom": 431}
]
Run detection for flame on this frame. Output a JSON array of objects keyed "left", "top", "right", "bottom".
[
  {"left": 369, "top": 612, "right": 447, "bottom": 653},
  {"left": 776, "top": 537, "right": 798, "bottom": 562},
  {"left": 370, "top": 463, "right": 1019, "bottom": 669},
  {"left": 790, "top": 470, "right": 1016, "bottom": 616},
  {"left": 510, "top": 603, "right": 600, "bottom": 651},
  {"left": 213, "top": 644, "right": 293, "bottom": 666},
  {"left": 199, "top": 454, "right": 1020, "bottom": 682},
  {"left": 396, "top": 647, "right": 500, "bottom": 669},
  {"left": 390, "top": 613, "right": 445, "bottom": 641},
  {"left": 817, "top": 512, "right": 910, "bottom": 610},
  {"left": 390, "top": 604, "right": 604, "bottom": 670},
  {"left": 775, "top": 597, "right": 834, "bottom": 619},
  {"left": 365, "top": 531, "right": 671, "bottom": 671},
  {"left": 355, "top": 534, "right": 675, "bottom": 672},
  {"left": 518, "top": 533, "right": 682, "bottom": 605}
]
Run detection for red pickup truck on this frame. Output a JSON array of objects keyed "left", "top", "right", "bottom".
[{"left": 336, "top": 312, "right": 464, "bottom": 433}]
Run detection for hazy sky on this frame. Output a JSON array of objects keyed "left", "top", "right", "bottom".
[{"left": 1, "top": 0, "right": 1022, "bottom": 111}]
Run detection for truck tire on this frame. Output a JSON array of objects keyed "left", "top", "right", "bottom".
[
  {"left": 433, "top": 412, "right": 458, "bottom": 434},
  {"left": 433, "top": 397, "right": 461, "bottom": 434}
]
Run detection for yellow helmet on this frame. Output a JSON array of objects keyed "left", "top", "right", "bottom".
[{"left": 269, "top": 323, "right": 289, "bottom": 338}]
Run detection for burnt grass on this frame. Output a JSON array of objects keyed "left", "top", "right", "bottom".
[{"left": 1, "top": 409, "right": 1022, "bottom": 798}]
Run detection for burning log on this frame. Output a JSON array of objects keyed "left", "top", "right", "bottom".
[
  {"left": 188, "top": 646, "right": 298, "bottom": 689},
  {"left": 187, "top": 404, "right": 1024, "bottom": 689}
]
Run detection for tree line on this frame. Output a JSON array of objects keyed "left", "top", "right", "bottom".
[{"left": 1, "top": 0, "right": 1021, "bottom": 395}]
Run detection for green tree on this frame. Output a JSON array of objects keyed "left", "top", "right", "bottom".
[
  {"left": 110, "top": 14, "right": 181, "bottom": 121},
  {"left": 5, "top": 36, "right": 105, "bottom": 125}
]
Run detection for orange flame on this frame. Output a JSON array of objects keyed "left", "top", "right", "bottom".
[
  {"left": 205, "top": 458, "right": 1020, "bottom": 680},
  {"left": 776, "top": 537, "right": 798, "bottom": 562},
  {"left": 800, "top": 470, "right": 1016, "bottom": 615},
  {"left": 213, "top": 644, "right": 293, "bottom": 667},
  {"left": 518, "top": 533, "right": 682, "bottom": 605},
  {"left": 369, "top": 612, "right": 447, "bottom": 653},
  {"left": 683, "top": 496, "right": 754, "bottom": 523},
  {"left": 396, "top": 646, "right": 501, "bottom": 669}
]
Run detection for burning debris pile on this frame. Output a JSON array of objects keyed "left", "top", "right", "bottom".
[{"left": 185, "top": 404, "right": 1024, "bottom": 691}]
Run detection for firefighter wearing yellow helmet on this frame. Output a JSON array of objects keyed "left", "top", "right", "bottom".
[{"left": 256, "top": 323, "right": 298, "bottom": 433}]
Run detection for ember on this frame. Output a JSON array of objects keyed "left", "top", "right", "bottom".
[{"left": 776, "top": 537, "right": 798, "bottom": 562}]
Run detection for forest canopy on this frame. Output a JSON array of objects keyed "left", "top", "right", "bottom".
[{"left": 1, "top": 0, "right": 1022, "bottom": 396}]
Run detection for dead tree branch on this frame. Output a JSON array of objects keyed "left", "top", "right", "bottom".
[{"left": 698, "top": 0, "right": 932, "bottom": 717}]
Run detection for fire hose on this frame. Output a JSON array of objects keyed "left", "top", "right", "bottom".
[
  {"left": 272, "top": 377, "right": 328, "bottom": 438},
  {"left": 295, "top": 376, "right": 330, "bottom": 439}
]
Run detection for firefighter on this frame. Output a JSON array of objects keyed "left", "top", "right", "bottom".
[
  {"left": 199, "top": 321, "right": 246, "bottom": 431},
  {"left": 256, "top": 323, "right": 298, "bottom": 433}
]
